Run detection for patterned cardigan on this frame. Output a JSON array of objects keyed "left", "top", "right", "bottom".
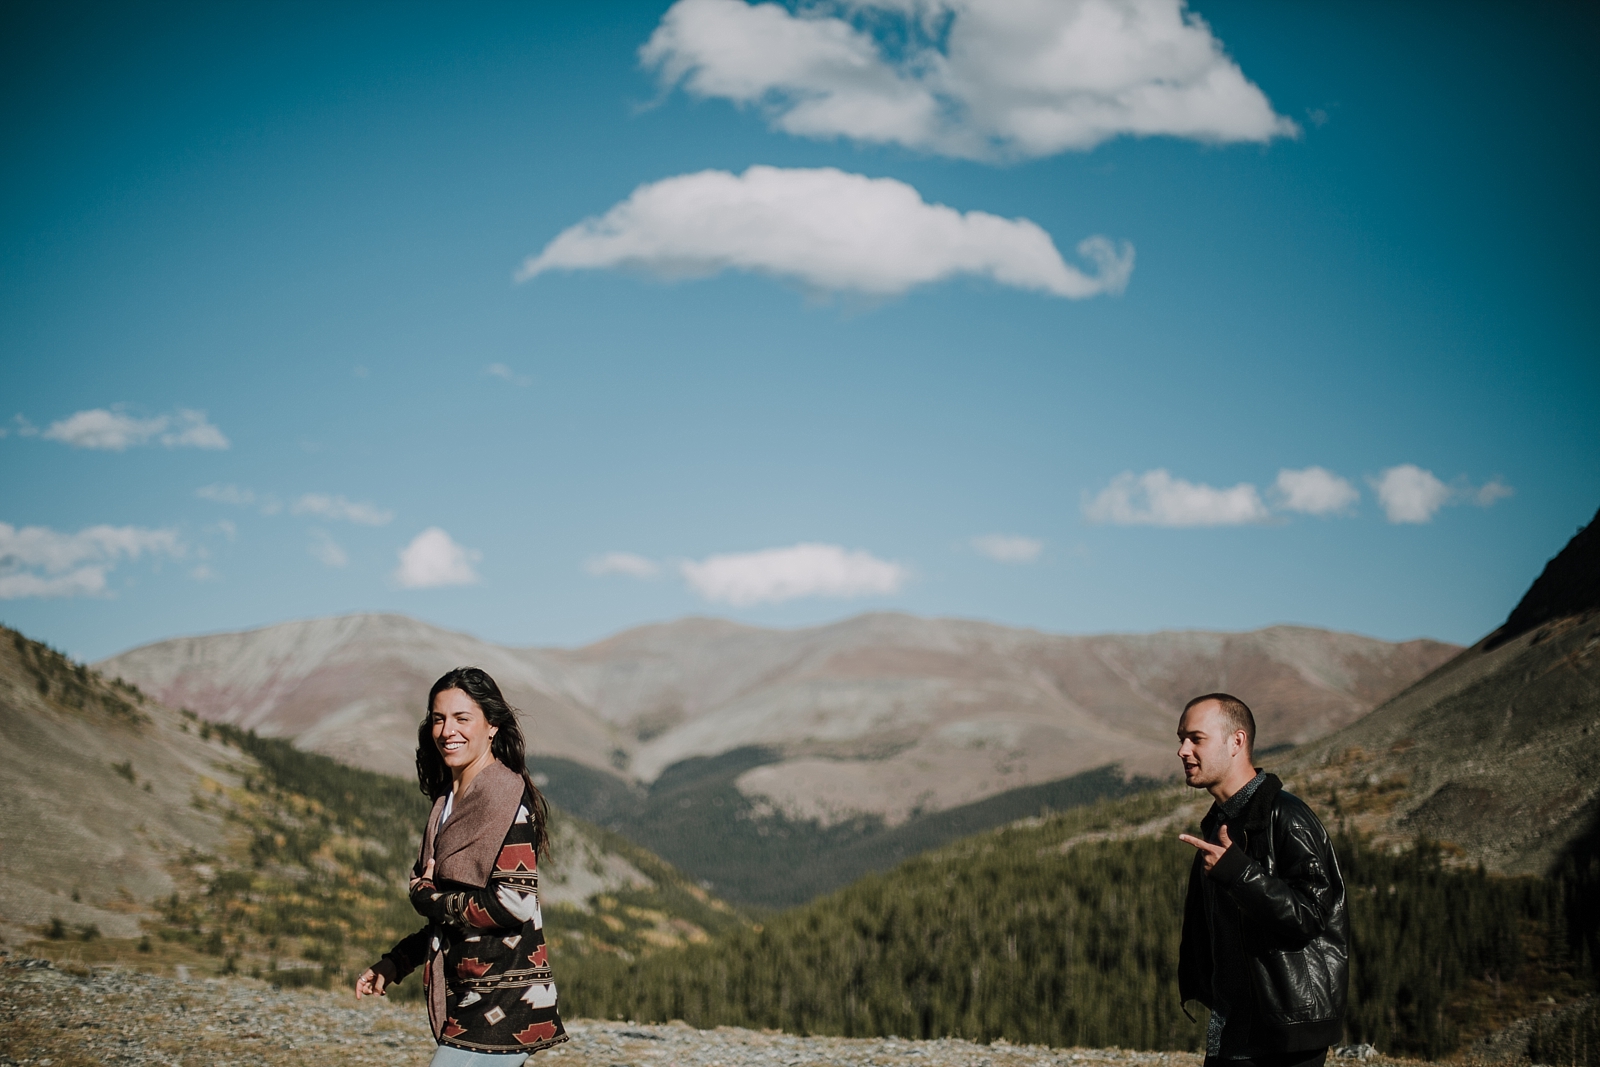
[{"left": 383, "top": 775, "right": 566, "bottom": 1055}]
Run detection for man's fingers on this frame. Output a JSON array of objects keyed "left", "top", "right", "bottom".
[
  {"left": 1217, "top": 824, "right": 1233, "bottom": 847},
  {"left": 1178, "top": 833, "right": 1208, "bottom": 851}
]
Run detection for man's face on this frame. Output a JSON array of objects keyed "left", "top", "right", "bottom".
[{"left": 1176, "top": 700, "right": 1245, "bottom": 789}]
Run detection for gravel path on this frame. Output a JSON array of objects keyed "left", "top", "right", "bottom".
[{"left": 0, "top": 956, "right": 1415, "bottom": 1067}]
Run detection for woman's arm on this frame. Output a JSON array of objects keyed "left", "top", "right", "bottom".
[
  {"left": 354, "top": 927, "right": 430, "bottom": 998},
  {"left": 409, "top": 804, "right": 542, "bottom": 932}
]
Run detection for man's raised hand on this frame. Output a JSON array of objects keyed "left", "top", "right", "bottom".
[{"left": 1178, "top": 823, "right": 1234, "bottom": 874}]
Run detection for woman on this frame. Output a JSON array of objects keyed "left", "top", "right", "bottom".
[{"left": 356, "top": 667, "right": 566, "bottom": 1066}]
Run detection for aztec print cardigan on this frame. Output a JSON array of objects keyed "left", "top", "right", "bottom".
[{"left": 382, "top": 760, "right": 566, "bottom": 1055}]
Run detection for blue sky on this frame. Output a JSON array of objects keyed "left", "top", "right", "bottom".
[{"left": 2, "top": 0, "right": 1596, "bottom": 662}]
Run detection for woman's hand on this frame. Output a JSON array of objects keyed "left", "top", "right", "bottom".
[
  {"left": 354, "top": 957, "right": 399, "bottom": 999},
  {"left": 409, "top": 858, "right": 435, "bottom": 893}
]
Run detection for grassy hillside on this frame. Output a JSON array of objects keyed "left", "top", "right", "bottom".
[
  {"left": 533, "top": 749, "right": 1160, "bottom": 909},
  {"left": 2, "top": 622, "right": 747, "bottom": 991},
  {"left": 146, "top": 721, "right": 747, "bottom": 995},
  {"left": 559, "top": 782, "right": 1599, "bottom": 1060}
]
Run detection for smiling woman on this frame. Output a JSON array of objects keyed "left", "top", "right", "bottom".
[{"left": 356, "top": 668, "right": 563, "bottom": 1066}]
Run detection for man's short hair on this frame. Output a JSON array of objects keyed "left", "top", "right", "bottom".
[{"left": 1183, "top": 692, "right": 1256, "bottom": 753}]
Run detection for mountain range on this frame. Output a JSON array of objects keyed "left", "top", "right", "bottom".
[{"left": 98, "top": 614, "right": 1457, "bottom": 828}]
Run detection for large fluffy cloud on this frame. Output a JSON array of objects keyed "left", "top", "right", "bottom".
[
  {"left": 681, "top": 542, "right": 906, "bottom": 605},
  {"left": 519, "top": 166, "right": 1133, "bottom": 298},
  {"left": 1371, "top": 464, "right": 1451, "bottom": 524},
  {"left": 0, "top": 521, "right": 184, "bottom": 598},
  {"left": 395, "top": 528, "right": 480, "bottom": 588},
  {"left": 642, "top": 0, "right": 1297, "bottom": 160},
  {"left": 1084, "top": 469, "right": 1269, "bottom": 527},
  {"left": 42, "top": 408, "right": 228, "bottom": 450}
]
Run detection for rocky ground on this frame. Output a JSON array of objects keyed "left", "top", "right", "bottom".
[{"left": 0, "top": 954, "right": 1442, "bottom": 1067}]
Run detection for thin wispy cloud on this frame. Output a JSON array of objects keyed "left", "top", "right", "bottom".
[
  {"left": 395, "top": 527, "right": 480, "bottom": 588},
  {"left": 485, "top": 363, "right": 532, "bottom": 387},
  {"left": 1473, "top": 479, "right": 1514, "bottom": 507},
  {"left": 1085, "top": 469, "right": 1270, "bottom": 527},
  {"left": 1273, "top": 467, "right": 1359, "bottom": 516},
  {"left": 0, "top": 521, "right": 184, "bottom": 599},
  {"left": 42, "top": 408, "right": 228, "bottom": 450},
  {"left": 292, "top": 493, "right": 394, "bottom": 526},
  {"left": 196, "top": 484, "right": 281, "bottom": 515},
  {"left": 971, "top": 534, "right": 1043, "bottom": 563},
  {"left": 642, "top": 0, "right": 1297, "bottom": 161},
  {"left": 308, "top": 529, "right": 348, "bottom": 568},
  {"left": 519, "top": 166, "right": 1133, "bottom": 299},
  {"left": 586, "top": 552, "right": 660, "bottom": 578},
  {"left": 681, "top": 543, "right": 907, "bottom": 605}
]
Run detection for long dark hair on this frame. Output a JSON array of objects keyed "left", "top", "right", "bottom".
[{"left": 417, "top": 666, "right": 550, "bottom": 856}]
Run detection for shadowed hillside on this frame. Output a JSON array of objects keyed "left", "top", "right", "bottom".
[{"left": 1284, "top": 505, "right": 1600, "bottom": 875}]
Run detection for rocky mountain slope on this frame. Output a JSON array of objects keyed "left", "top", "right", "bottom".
[
  {"left": 98, "top": 614, "right": 1457, "bottom": 828},
  {"left": 0, "top": 624, "right": 743, "bottom": 965},
  {"left": 1283, "top": 505, "right": 1600, "bottom": 874},
  {"left": 0, "top": 630, "right": 245, "bottom": 944}
]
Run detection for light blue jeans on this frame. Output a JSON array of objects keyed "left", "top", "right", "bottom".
[{"left": 429, "top": 1045, "right": 529, "bottom": 1067}]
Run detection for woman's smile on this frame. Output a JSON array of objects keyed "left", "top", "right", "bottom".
[{"left": 431, "top": 687, "right": 498, "bottom": 778}]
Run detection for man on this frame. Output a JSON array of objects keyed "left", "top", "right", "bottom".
[{"left": 1176, "top": 693, "right": 1348, "bottom": 1067}]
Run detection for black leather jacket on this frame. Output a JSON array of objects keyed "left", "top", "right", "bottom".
[{"left": 1179, "top": 773, "right": 1349, "bottom": 1052}]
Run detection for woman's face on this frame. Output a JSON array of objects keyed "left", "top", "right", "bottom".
[{"left": 431, "top": 688, "right": 498, "bottom": 774}]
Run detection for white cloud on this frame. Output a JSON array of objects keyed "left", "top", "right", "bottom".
[
  {"left": 642, "top": 0, "right": 1297, "bottom": 161},
  {"left": 197, "top": 484, "right": 255, "bottom": 506},
  {"left": 1369, "top": 465, "right": 1514, "bottom": 523},
  {"left": 309, "top": 530, "right": 348, "bottom": 568},
  {"left": 292, "top": 493, "right": 394, "bottom": 526},
  {"left": 196, "top": 483, "right": 281, "bottom": 515},
  {"left": 1273, "top": 466, "right": 1359, "bottom": 516},
  {"left": 681, "top": 542, "right": 907, "bottom": 605},
  {"left": 519, "top": 166, "right": 1133, "bottom": 299},
  {"left": 971, "top": 534, "right": 1043, "bottom": 562},
  {"left": 1371, "top": 465, "right": 1451, "bottom": 524},
  {"left": 1084, "top": 469, "right": 1269, "bottom": 527},
  {"left": 1473, "top": 479, "right": 1514, "bottom": 507},
  {"left": 395, "top": 527, "right": 480, "bottom": 589},
  {"left": 162, "top": 410, "right": 230, "bottom": 449},
  {"left": 42, "top": 408, "right": 228, "bottom": 450},
  {"left": 586, "top": 552, "right": 661, "bottom": 578},
  {"left": 0, "top": 521, "right": 184, "bottom": 599},
  {"left": 485, "top": 363, "right": 532, "bottom": 387}
]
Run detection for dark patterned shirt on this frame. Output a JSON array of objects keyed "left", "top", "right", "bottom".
[{"left": 386, "top": 789, "right": 566, "bottom": 1055}]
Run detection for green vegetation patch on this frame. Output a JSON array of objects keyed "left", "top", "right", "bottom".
[{"left": 561, "top": 789, "right": 1599, "bottom": 1060}]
